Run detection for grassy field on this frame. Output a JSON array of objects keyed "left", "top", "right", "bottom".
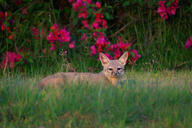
[{"left": 0, "top": 71, "right": 192, "bottom": 128}]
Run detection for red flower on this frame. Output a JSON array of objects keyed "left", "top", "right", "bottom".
[
  {"left": 1, "top": 23, "right": 6, "bottom": 31},
  {"left": 21, "top": 8, "right": 28, "bottom": 15},
  {"left": 8, "top": 35, "right": 13, "bottom": 40}
]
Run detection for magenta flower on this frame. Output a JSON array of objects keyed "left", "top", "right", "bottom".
[
  {"left": 114, "top": 49, "right": 122, "bottom": 59},
  {"left": 92, "top": 32, "right": 104, "bottom": 38},
  {"left": 157, "top": 0, "right": 179, "bottom": 20},
  {"left": 50, "top": 24, "right": 59, "bottom": 31},
  {"left": 50, "top": 43, "right": 56, "bottom": 51},
  {"left": 47, "top": 32, "right": 55, "bottom": 42},
  {"left": 31, "top": 27, "right": 40, "bottom": 40},
  {"left": 157, "top": 1, "right": 168, "bottom": 20},
  {"left": 81, "top": 20, "right": 89, "bottom": 28},
  {"left": 90, "top": 45, "right": 97, "bottom": 56},
  {"left": 95, "top": 37, "right": 110, "bottom": 48},
  {"left": 104, "top": 53, "right": 113, "bottom": 60},
  {"left": 59, "top": 28, "right": 71, "bottom": 42},
  {"left": 96, "top": 2, "right": 101, "bottom": 8},
  {"left": 69, "top": 41, "right": 75, "bottom": 48},
  {"left": 130, "top": 49, "right": 141, "bottom": 62},
  {"left": 1, "top": 52, "right": 22, "bottom": 69},
  {"left": 185, "top": 35, "right": 192, "bottom": 49},
  {"left": 78, "top": 8, "right": 89, "bottom": 19}
]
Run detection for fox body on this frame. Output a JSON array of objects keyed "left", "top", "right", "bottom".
[{"left": 39, "top": 52, "right": 128, "bottom": 87}]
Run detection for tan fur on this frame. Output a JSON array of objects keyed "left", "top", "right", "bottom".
[{"left": 39, "top": 52, "right": 128, "bottom": 87}]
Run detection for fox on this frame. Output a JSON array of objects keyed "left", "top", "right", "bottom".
[{"left": 38, "top": 52, "right": 128, "bottom": 87}]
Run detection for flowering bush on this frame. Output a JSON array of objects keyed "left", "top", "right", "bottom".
[
  {"left": 67, "top": 0, "right": 141, "bottom": 64},
  {"left": 1, "top": 0, "right": 191, "bottom": 71}
]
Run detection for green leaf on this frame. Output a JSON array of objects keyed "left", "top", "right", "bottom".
[
  {"left": 123, "top": 1, "right": 130, "bottom": 7},
  {"left": 104, "top": 12, "right": 113, "bottom": 20},
  {"left": 6, "top": 38, "right": 12, "bottom": 44}
]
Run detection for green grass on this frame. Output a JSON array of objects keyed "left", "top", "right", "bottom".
[{"left": 0, "top": 71, "right": 192, "bottom": 127}]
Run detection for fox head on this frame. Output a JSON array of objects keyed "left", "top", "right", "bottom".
[{"left": 99, "top": 52, "right": 128, "bottom": 79}]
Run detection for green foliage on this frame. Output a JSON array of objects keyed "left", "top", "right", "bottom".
[
  {"left": 0, "top": 72, "right": 192, "bottom": 127},
  {"left": 0, "top": 0, "right": 192, "bottom": 73}
]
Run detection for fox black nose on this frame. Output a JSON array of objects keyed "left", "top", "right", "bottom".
[{"left": 112, "top": 72, "right": 118, "bottom": 76}]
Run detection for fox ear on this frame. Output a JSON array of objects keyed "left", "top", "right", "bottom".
[
  {"left": 119, "top": 52, "right": 128, "bottom": 65},
  {"left": 99, "top": 53, "right": 110, "bottom": 66}
]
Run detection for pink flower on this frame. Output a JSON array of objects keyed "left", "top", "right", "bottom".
[
  {"left": 15, "top": 54, "right": 22, "bottom": 61},
  {"left": 81, "top": 33, "right": 87, "bottom": 40},
  {"left": 92, "top": 32, "right": 104, "bottom": 38},
  {"left": 185, "top": 35, "right": 192, "bottom": 49},
  {"left": 1, "top": 52, "right": 22, "bottom": 69},
  {"left": 107, "top": 44, "right": 118, "bottom": 52},
  {"left": 118, "top": 41, "right": 132, "bottom": 51},
  {"left": 78, "top": 8, "right": 89, "bottom": 19},
  {"left": 31, "top": 27, "right": 40, "bottom": 40},
  {"left": 50, "top": 43, "right": 56, "bottom": 51},
  {"left": 92, "top": 13, "right": 107, "bottom": 29},
  {"left": 50, "top": 24, "right": 59, "bottom": 31},
  {"left": 81, "top": 20, "right": 89, "bottom": 28},
  {"left": 69, "top": 41, "right": 75, "bottom": 48},
  {"left": 96, "top": 2, "right": 101, "bottom": 8},
  {"left": 157, "top": 1, "right": 168, "bottom": 20},
  {"left": 90, "top": 45, "right": 97, "bottom": 56},
  {"left": 157, "top": 0, "right": 179, "bottom": 20},
  {"left": 114, "top": 49, "right": 122, "bottom": 59},
  {"left": 59, "top": 28, "right": 71, "bottom": 42},
  {"left": 72, "top": 0, "right": 86, "bottom": 11},
  {"left": 47, "top": 32, "right": 55, "bottom": 42},
  {"left": 42, "top": 49, "right": 46, "bottom": 54},
  {"left": 130, "top": 49, "right": 141, "bottom": 62},
  {"left": 92, "top": 20, "right": 100, "bottom": 29},
  {"left": 95, "top": 37, "right": 110, "bottom": 48},
  {"left": 167, "top": 1, "right": 179, "bottom": 15},
  {"left": 104, "top": 53, "right": 113, "bottom": 60}
]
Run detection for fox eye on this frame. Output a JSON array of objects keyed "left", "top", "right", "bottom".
[
  {"left": 108, "top": 68, "right": 113, "bottom": 71},
  {"left": 117, "top": 68, "right": 122, "bottom": 70}
]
